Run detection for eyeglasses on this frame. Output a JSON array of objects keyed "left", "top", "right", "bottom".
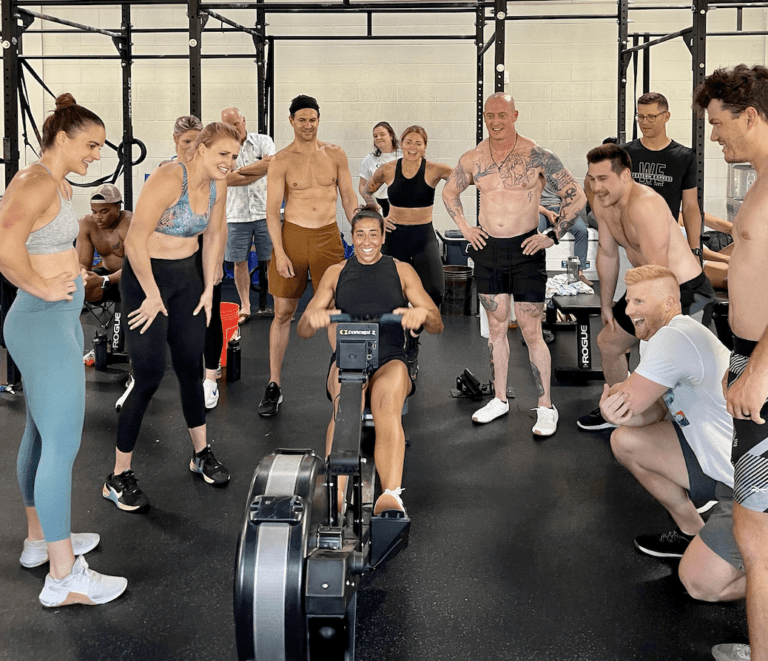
[{"left": 635, "top": 112, "right": 666, "bottom": 123}]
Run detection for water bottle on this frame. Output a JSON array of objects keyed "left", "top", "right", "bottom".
[
  {"left": 94, "top": 331, "right": 107, "bottom": 371},
  {"left": 566, "top": 256, "right": 580, "bottom": 284},
  {"left": 226, "top": 336, "right": 241, "bottom": 382}
]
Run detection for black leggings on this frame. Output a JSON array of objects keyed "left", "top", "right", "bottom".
[
  {"left": 204, "top": 282, "right": 222, "bottom": 371},
  {"left": 117, "top": 254, "right": 206, "bottom": 454},
  {"left": 382, "top": 221, "right": 444, "bottom": 308}
]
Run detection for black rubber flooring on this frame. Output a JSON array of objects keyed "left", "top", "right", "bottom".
[{"left": 0, "top": 285, "right": 747, "bottom": 661}]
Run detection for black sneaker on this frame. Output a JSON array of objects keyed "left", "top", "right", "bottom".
[
  {"left": 576, "top": 406, "right": 618, "bottom": 431},
  {"left": 406, "top": 334, "right": 420, "bottom": 381},
  {"left": 102, "top": 470, "right": 150, "bottom": 511},
  {"left": 634, "top": 527, "right": 695, "bottom": 558},
  {"left": 258, "top": 382, "right": 283, "bottom": 417},
  {"left": 190, "top": 445, "right": 230, "bottom": 486}
]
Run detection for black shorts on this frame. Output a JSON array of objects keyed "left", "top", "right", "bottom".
[
  {"left": 467, "top": 229, "right": 546, "bottom": 302},
  {"left": 612, "top": 271, "right": 717, "bottom": 336},
  {"left": 728, "top": 335, "right": 768, "bottom": 512}
]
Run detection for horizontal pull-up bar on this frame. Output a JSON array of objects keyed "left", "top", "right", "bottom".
[
  {"left": 490, "top": 13, "right": 618, "bottom": 20},
  {"left": 622, "top": 26, "right": 692, "bottom": 54},
  {"left": 17, "top": 7, "right": 123, "bottom": 39},
  {"left": 201, "top": 2, "right": 487, "bottom": 11},
  {"left": 202, "top": 9, "right": 259, "bottom": 37}
]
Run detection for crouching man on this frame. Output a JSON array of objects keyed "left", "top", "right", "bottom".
[{"left": 600, "top": 265, "right": 745, "bottom": 602}]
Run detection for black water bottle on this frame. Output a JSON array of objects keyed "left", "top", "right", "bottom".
[
  {"left": 94, "top": 331, "right": 107, "bottom": 371},
  {"left": 226, "top": 337, "right": 241, "bottom": 382}
]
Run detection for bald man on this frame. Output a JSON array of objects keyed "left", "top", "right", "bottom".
[
  {"left": 221, "top": 107, "right": 276, "bottom": 322},
  {"left": 442, "top": 92, "right": 586, "bottom": 437},
  {"left": 600, "top": 265, "right": 744, "bottom": 603}
]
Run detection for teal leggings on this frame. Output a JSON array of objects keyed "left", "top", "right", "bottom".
[{"left": 4, "top": 279, "right": 85, "bottom": 542}]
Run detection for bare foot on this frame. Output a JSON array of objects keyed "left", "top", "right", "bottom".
[{"left": 579, "top": 272, "right": 593, "bottom": 286}]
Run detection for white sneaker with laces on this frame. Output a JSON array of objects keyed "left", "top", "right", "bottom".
[
  {"left": 21, "top": 533, "right": 100, "bottom": 568},
  {"left": 472, "top": 398, "right": 509, "bottom": 424},
  {"left": 374, "top": 488, "right": 407, "bottom": 517},
  {"left": 712, "top": 644, "right": 751, "bottom": 661},
  {"left": 39, "top": 555, "right": 127, "bottom": 607},
  {"left": 532, "top": 405, "right": 559, "bottom": 437},
  {"left": 203, "top": 379, "right": 219, "bottom": 409}
]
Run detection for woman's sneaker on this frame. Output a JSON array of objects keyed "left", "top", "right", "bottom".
[
  {"left": 39, "top": 555, "right": 127, "bottom": 607},
  {"left": 190, "top": 445, "right": 230, "bottom": 486},
  {"left": 103, "top": 470, "right": 150, "bottom": 512},
  {"left": 203, "top": 378, "right": 219, "bottom": 409},
  {"left": 21, "top": 533, "right": 100, "bottom": 568}
]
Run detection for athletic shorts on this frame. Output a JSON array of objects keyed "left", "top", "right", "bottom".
[
  {"left": 728, "top": 335, "right": 768, "bottom": 513},
  {"left": 674, "top": 421, "right": 744, "bottom": 571},
  {"left": 467, "top": 229, "right": 547, "bottom": 302},
  {"left": 225, "top": 219, "right": 272, "bottom": 263},
  {"left": 268, "top": 221, "right": 344, "bottom": 300},
  {"left": 612, "top": 271, "right": 717, "bottom": 336}
]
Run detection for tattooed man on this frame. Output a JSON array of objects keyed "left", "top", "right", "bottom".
[
  {"left": 442, "top": 92, "right": 586, "bottom": 436},
  {"left": 577, "top": 143, "right": 715, "bottom": 433},
  {"left": 77, "top": 184, "right": 132, "bottom": 303}
]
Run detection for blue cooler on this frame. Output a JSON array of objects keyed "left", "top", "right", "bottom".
[{"left": 439, "top": 229, "right": 470, "bottom": 266}]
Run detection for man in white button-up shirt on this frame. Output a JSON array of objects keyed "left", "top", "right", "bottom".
[{"left": 221, "top": 107, "right": 276, "bottom": 322}]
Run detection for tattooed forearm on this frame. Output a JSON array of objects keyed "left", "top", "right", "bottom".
[
  {"left": 479, "top": 294, "right": 499, "bottom": 312},
  {"left": 530, "top": 361, "right": 545, "bottom": 397}
]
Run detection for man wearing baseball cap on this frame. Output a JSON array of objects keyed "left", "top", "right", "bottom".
[{"left": 76, "top": 184, "right": 132, "bottom": 303}]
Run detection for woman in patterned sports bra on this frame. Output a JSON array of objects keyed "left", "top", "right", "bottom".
[
  {"left": 102, "top": 122, "right": 240, "bottom": 513},
  {"left": 0, "top": 93, "right": 127, "bottom": 607}
]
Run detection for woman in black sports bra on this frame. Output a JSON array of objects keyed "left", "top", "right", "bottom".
[
  {"left": 362, "top": 125, "right": 453, "bottom": 309},
  {"left": 297, "top": 206, "right": 443, "bottom": 517}
]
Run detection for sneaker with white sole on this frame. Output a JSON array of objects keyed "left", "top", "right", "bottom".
[
  {"left": 21, "top": 533, "right": 100, "bottom": 568},
  {"left": 190, "top": 445, "right": 230, "bottom": 486},
  {"left": 472, "top": 397, "right": 509, "bottom": 424},
  {"left": 39, "top": 555, "right": 127, "bottom": 607},
  {"left": 712, "top": 644, "right": 751, "bottom": 661},
  {"left": 374, "top": 487, "right": 407, "bottom": 517},
  {"left": 103, "top": 470, "right": 150, "bottom": 511},
  {"left": 532, "top": 405, "right": 558, "bottom": 436},
  {"left": 203, "top": 378, "right": 219, "bottom": 409}
]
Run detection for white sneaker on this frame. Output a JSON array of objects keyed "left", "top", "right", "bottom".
[
  {"left": 203, "top": 379, "right": 219, "bottom": 409},
  {"left": 532, "top": 405, "right": 559, "bottom": 437},
  {"left": 472, "top": 398, "right": 509, "bottom": 424},
  {"left": 712, "top": 644, "right": 751, "bottom": 661},
  {"left": 39, "top": 555, "right": 127, "bottom": 607},
  {"left": 21, "top": 533, "right": 100, "bottom": 568}
]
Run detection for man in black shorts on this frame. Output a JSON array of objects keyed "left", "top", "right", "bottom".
[
  {"left": 577, "top": 144, "right": 716, "bottom": 432},
  {"left": 695, "top": 64, "right": 768, "bottom": 661},
  {"left": 443, "top": 92, "right": 586, "bottom": 436},
  {"left": 622, "top": 92, "right": 702, "bottom": 253}
]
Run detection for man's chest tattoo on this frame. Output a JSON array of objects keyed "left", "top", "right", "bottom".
[{"left": 476, "top": 153, "right": 538, "bottom": 188}]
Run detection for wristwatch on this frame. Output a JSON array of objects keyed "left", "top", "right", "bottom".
[
  {"left": 691, "top": 247, "right": 703, "bottom": 257},
  {"left": 101, "top": 276, "right": 111, "bottom": 289},
  {"left": 545, "top": 229, "right": 559, "bottom": 245}
]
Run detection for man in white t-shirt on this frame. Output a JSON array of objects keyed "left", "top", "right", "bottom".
[
  {"left": 599, "top": 264, "right": 745, "bottom": 602},
  {"left": 221, "top": 107, "right": 277, "bottom": 323}
]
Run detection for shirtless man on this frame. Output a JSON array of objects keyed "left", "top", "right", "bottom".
[
  {"left": 76, "top": 184, "right": 132, "bottom": 303},
  {"left": 442, "top": 92, "right": 587, "bottom": 436},
  {"left": 258, "top": 95, "right": 358, "bottom": 417},
  {"left": 694, "top": 64, "right": 768, "bottom": 661},
  {"left": 577, "top": 144, "right": 716, "bottom": 432}
]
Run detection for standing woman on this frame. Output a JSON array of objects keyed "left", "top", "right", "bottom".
[
  {"left": 102, "top": 122, "right": 239, "bottom": 512},
  {"left": 358, "top": 121, "right": 400, "bottom": 218},
  {"left": 164, "top": 116, "right": 224, "bottom": 409},
  {"left": 0, "top": 93, "right": 127, "bottom": 606},
  {"left": 363, "top": 125, "right": 452, "bottom": 309}
]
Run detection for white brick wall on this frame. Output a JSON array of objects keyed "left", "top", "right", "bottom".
[{"left": 3, "top": 1, "right": 766, "bottom": 232}]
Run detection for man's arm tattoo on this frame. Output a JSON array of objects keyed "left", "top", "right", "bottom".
[
  {"left": 448, "top": 160, "right": 470, "bottom": 192},
  {"left": 530, "top": 361, "right": 545, "bottom": 398}
]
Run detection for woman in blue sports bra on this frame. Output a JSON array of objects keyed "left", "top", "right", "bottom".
[
  {"left": 102, "top": 121, "right": 240, "bottom": 512},
  {"left": 0, "top": 93, "right": 127, "bottom": 607}
]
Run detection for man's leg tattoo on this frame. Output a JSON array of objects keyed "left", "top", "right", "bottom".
[
  {"left": 480, "top": 294, "right": 499, "bottom": 312},
  {"left": 489, "top": 343, "right": 496, "bottom": 386},
  {"left": 531, "top": 361, "right": 545, "bottom": 398}
]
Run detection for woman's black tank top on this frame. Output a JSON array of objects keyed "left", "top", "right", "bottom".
[
  {"left": 335, "top": 254, "right": 407, "bottom": 362},
  {"left": 387, "top": 158, "right": 436, "bottom": 209}
]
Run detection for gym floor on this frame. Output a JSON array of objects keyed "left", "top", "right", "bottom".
[{"left": 0, "top": 284, "right": 748, "bottom": 661}]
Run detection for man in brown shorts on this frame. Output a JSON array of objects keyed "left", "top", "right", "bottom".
[{"left": 259, "top": 95, "right": 358, "bottom": 417}]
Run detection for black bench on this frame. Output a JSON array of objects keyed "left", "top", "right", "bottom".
[{"left": 550, "top": 286, "right": 604, "bottom": 381}]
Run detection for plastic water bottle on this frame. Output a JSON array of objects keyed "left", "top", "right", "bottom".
[
  {"left": 226, "top": 337, "right": 241, "bottom": 382},
  {"left": 566, "top": 256, "right": 580, "bottom": 284}
]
